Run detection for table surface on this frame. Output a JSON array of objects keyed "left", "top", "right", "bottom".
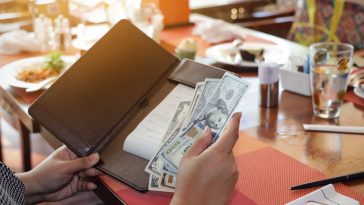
[{"left": 1, "top": 14, "right": 364, "bottom": 203}]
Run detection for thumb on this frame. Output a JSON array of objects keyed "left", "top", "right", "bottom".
[
  {"left": 211, "top": 112, "right": 241, "bottom": 153},
  {"left": 63, "top": 153, "right": 100, "bottom": 174},
  {"left": 185, "top": 128, "right": 212, "bottom": 158}
]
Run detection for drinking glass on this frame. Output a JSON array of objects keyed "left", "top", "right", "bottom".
[{"left": 309, "top": 42, "right": 353, "bottom": 119}]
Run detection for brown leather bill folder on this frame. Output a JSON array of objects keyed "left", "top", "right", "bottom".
[{"left": 29, "top": 20, "right": 225, "bottom": 192}]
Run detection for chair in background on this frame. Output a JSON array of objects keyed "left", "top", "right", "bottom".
[
  {"left": 0, "top": 1, "right": 32, "bottom": 170},
  {"left": 288, "top": 0, "right": 364, "bottom": 50},
  {"left": 0, "top": 0, "right": 32, "bottom": 33},
  {"left": 237, "top": 1, "right": 296, "bottom": 38},
  {"left": 191, "top": 0, "right": 297, "bottom": 38},
  {"left": 0, "top": 113, "right": 2, "bottom": 161},
  {"left": 0, "top": 97, "right": 33, "bottom": 171}
]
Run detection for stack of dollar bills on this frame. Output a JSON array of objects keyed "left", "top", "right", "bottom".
[{"left": 145, "top": 72, "right": 250, "bottom": 192}]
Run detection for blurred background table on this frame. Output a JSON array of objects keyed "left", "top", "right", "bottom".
[
  {"left": 1, "top": 0, "right": 295, "bottom": 36},
  {"left": 0, "top": 5, "right": 364, "bottom": 204}
]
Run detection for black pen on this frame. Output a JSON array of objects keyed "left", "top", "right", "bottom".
[{"left": 291, "top": 171, "right": 364, "bottom": 190}]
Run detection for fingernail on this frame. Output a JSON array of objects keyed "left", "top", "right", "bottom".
[
  {"left": 204, "top": 127, "right": 210, "bottom": 135},
  {"left": 234, "top": 112, "right": 242, "bottom": 119},
  {"left": 90, "top": 153, "right": 100, "bottom": 164}
]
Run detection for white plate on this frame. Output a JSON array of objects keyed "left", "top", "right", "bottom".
[
  {"left": 205, "top": 42, "right": 290, "bottom": 69},
  {"left": 354, "top": 86, "right": 364, "bottom": 99},
  {"left": 0, "top": 56, "right": 77, "bottom": 89}
]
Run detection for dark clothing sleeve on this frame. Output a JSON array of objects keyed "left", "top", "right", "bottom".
[{"left": 0, "top": 162, "right": 25, "bottom": 205}]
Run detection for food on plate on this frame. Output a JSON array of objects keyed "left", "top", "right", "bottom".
[
  {"left": 16, "top": 52, "right": 64, "bottom": 83},
  {"left": 231, "top": 39, "right": 244, "bottom": 48},
  {"left": 16, "top": 67, "right": 59, "bottom": 83},
  {"left": 239, "top": 48, "right": 264, "bottom": 62},
  {"left": 175, "top": 38, "right": 197, "bottom": 60}
]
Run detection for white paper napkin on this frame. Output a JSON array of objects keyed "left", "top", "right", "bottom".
[
  {"left": 0, "top": 30, "right": 41, "bottom": 55},
  {"left": 286, "top": 184, "right": 359, "bottom": 205},
  {"left": 192, "top": 19, "right": 243, "bottom": 44}
]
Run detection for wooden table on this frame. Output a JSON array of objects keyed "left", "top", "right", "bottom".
[
  {"left": 0, "top": 53, "right": 41, "bottom": 170},
  {"left": 1, "top": 14, "right": 364, "bottom": 203}
]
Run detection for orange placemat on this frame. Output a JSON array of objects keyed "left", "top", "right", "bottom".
[
  {"left": 101, "top": 146, "right": 364, "bottom": 204},
  {"left": 235, "top": 147, "right": 364, "bottom": 204}
]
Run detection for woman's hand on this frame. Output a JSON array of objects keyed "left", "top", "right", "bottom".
[
  {"left": 16, "top": 146, "right": 102, "bottom": 204},
  {"left": 171, "top": 112, "right": 241, "bottom": 205}
]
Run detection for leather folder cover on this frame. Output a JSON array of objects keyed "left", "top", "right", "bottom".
[{"left": 29, "top": 20, "right": 225, "bottom": 192}]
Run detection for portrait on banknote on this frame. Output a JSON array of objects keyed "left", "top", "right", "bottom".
[
  {"left": 193, "top": 91, "right": 230, "bottom": 132},
  {"left": 200, "top": 99, "right": 228, "bottom": 130}
]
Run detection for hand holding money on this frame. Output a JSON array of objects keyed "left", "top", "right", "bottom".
[
  {"left": 170, "top": 112, "right": 241, "bottom": 205},
  {"left": 144, "top": 73, "right": 250, "bottom": 192}
]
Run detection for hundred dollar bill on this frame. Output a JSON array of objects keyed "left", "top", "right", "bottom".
[
  {"left": 148, "top": 175, "right": 174, "bottom": 192},
  {"left": 161, "top": 161, "right": 178, "bottom": 175},
  {"left": 145, "top": 124, "right": 182, "bottom": 176},
  {"left": 146, "top": 85, "right": 205, "bottom": 177},
  {"left": 188, "top": 79, "right": 220, "bottom": 124},
  {"left": 148, "top": 175, "right": 161, "bottom": 191},
  {"left": 159, "top": 172, "right": 177, "bottom": 190},
  {"left": 163, "top": 73, "right": 250, "bottom": 167},
  {"left": 145, "top": 101, "right": 190, "bottom": 176},
  {"left": 161, "top": 124, "right": 203, "bottom": 168},
  {"left": 161, "top": 101, "right": 190, "bottom": 143},
  {"left": 145, "top": 128, "right": 180, "bottom": 176},
  {"left": 181, "top": 82, "right": 204, "bottom": 128}
]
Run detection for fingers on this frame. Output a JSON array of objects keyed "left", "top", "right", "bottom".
[
  {"left": 63, "top": 153, "right": 100, "bottom": 174},
  {"left": 77, "top": 181, "right": 97, "bottom": 191},
  {"left": 78, "top": 168, "right": 103, "bottom": 178},
  {"left": 212, "top": 112, "right": 241, "bottom": 153},
  {"left": 64, "top": 146, "right": 78, "bottom": 160},
  {"left": 184, "top": 128, "right": 212, "bottom": 158},
  {"left": 51, "top": 145, "right": 78, "bottom": 160}
]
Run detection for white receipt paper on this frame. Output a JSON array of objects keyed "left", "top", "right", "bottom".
[
  {"left": 286, "top": 184, "right": 359, "bottom": 205},
  {"left": 123, "top": 84, "right": 194, "bottom": 160}
]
